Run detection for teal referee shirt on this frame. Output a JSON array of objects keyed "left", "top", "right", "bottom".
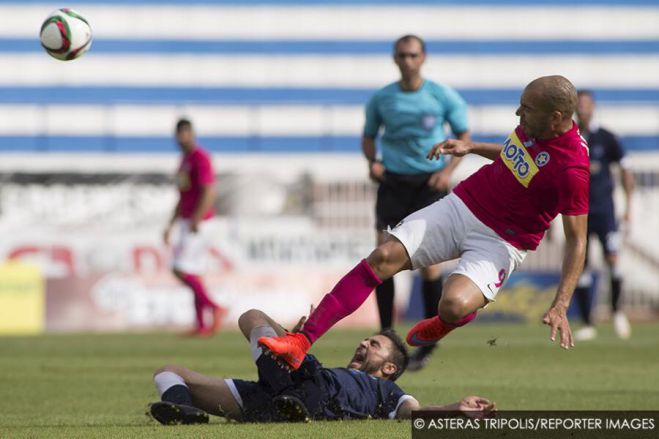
[{"left": 363, "top": 80, "right": 468, "bottom": 174}]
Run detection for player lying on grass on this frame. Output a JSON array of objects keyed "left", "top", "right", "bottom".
[{"left": 148, "top": 308, "right": 495, "bottom": 424}]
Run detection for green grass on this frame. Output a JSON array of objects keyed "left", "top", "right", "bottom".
[{"left": 1, "top": 322, "right": 658, "bottom": 438}]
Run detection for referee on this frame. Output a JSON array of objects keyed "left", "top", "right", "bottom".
[{"left": 362, "top": 34, "right": 470, "bottom": 370}]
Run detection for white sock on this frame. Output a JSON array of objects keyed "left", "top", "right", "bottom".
[
  {"left": 154, "top": 371, "right": 187, "bottom": 397},
  {"left": 249, "top": 326, "right": 278, "bottom": 361}
]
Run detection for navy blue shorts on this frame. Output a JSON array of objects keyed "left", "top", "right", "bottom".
[
  {"left": 587, "top": 209, "right": 619, "bottom": 258},
  {"left": 375, "top": 171, "right": 447, "bottom": 230},
  {"left": 232, "top": 354, "right": 328, "bottom": 422}
]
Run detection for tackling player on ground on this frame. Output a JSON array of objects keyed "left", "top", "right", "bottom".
[
  {"left": 163, "top": 118, "right": 227, "bottom": 337},
  {"left": 259, "top": 75, "right": 590, "bottom": 370},
  {"left": 148, "top": 308, "right": 495, "bottom": 424}
]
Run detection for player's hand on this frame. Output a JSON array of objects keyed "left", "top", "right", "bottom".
[
  {"left": 368, "top": 161, "right": 385, "bottom": 183},
  {"left": 291, "top": 305, "right": 315, "bottom": 333},
  {"left": 542, "top": 305, "right": 574, "bottom": 349},
  {"left": 428, "top": 168, "right": 451, "bottom": 192},
  {"left": 457, "top": 396, "right": 496, "bottom": 419},
  {"left": 427, "top": 139, "right": 472, "bottom": 160}
]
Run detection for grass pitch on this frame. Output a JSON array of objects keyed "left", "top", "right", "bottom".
[{"left": 1, "top": 322, "right": 658, "bottom": 438}]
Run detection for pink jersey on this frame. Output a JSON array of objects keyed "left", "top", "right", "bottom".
[
  {"left": 176, "top": 146, "right": 215, "bottom": 220},
  {"left": 453, "top": 123, "right": 589, "bottom": 250}
]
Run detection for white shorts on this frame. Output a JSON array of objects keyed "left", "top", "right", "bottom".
[
  {"left": 388, "top": 193, "right": 527, "bottom": 301},
  {"left": 171, "top": 218, "right": 214, "bottom": 275}
]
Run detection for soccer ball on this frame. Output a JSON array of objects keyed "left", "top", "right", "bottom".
[{"left": 39, "top": 8, "right": 92, "bottom": 61}]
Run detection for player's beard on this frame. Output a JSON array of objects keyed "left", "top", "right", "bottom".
[
  {"left": 348, "top": 351, "right": 382, "bottom": 376},
  {"left": 357, "top": 360, "right": 382, "bottom": 376},
  {"left": 520, "top": 120, "right": 538, "bottom": 139}
]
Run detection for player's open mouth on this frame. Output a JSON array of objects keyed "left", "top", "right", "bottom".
[{"left": 350, "top": 348, "right": 366, "bottom": 365}]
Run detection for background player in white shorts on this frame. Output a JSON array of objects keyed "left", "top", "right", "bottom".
[{"left": 163, "top": 118, "right": 227, "bottom": 336}]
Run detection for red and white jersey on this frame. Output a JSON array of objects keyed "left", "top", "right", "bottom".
[
  {"left": 176, "top": 145, "right": 215, "bottom": 220},
  {"left": 453, "top": 122, "right": 589, "bottom": 250}
]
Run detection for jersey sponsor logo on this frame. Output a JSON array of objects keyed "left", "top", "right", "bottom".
[
  {"left": 500, "top": 131, "right": 539, "bottom": 188},
  {"left": 535, "top": 151, "right": 550, "bottom": 167}
]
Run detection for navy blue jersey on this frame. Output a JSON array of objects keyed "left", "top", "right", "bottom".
[
  {"left": 319, "top": 367, "right": 410, "bottom": 420},
  {"left": 584, "top": 127, "right": 625, "bottom": 214},
  {"left": 233, "top": 353, "right": 414, "bottom": 422}
]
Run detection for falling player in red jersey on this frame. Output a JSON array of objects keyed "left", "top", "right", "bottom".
[
  {"left": 259, "top": 75, "right": 590, "bottom": 369},
  {"left": 163, "top": 118, "right": 227, "bottom": 336}
]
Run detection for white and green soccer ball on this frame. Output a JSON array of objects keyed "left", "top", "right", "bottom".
[{"left": 39, "top": 8, "right": 92, "bottom": 61}]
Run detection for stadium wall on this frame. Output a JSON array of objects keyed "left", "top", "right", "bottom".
[{"left": 0, "top": 0, "right": 658, "bottom": 152}]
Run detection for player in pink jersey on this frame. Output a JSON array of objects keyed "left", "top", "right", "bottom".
[
  {"left": 163, "top": 118, "right": 227, "bottom": 337},
  {"left": 259, "top": 75, "right": 589, "bottom": 370}
]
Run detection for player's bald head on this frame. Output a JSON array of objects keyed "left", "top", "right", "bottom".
[{"left": 525, "top": 75, "right": 578, "bottom": 119}]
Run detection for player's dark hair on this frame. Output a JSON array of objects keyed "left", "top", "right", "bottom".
[
  {"left": 394, "top": 34, "right": 426, "bottom": 54},
  {"left": 378, "top": 329, "right": 409, "bottom": 381},
  {"left": 176, "top": 118, "right": 193, "bottom": 132}
]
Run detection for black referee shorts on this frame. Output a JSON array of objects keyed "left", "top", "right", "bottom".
[{"left": 375, "top": 170, "right": 448, "bottom": 231}]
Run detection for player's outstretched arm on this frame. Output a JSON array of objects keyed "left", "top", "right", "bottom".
[
  {"left": 427, "top": 139, "right": 501, "bottom": 162},
  {"left": 395, "top": 398, "right": 421, "bottom": 419},
  {"left": 401, "top": 396, "right": 496, "bottom": 420},
  {"left": 542, "top": 214, "right": 588, "bottom": 349}
]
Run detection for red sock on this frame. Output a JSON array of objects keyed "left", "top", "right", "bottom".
[
  {"left": 193, "top": 297, "right": 205, "bottom": 329},
  {"left": 302, "top": 259, "right": 382, "bottom": 343},
  {"left": 181, "top": 273, "right": 218, "bottom": 329}
]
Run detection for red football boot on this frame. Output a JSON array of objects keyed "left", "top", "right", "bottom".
[
  {"left": 258, "top": 332, "right": 311, "bottom": 370},
  {"left": 407, "top": 312, "right": 477, "bottom": 347},
  {"left": 406, "top": 316, "right": 452, "bottom": 347}
]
